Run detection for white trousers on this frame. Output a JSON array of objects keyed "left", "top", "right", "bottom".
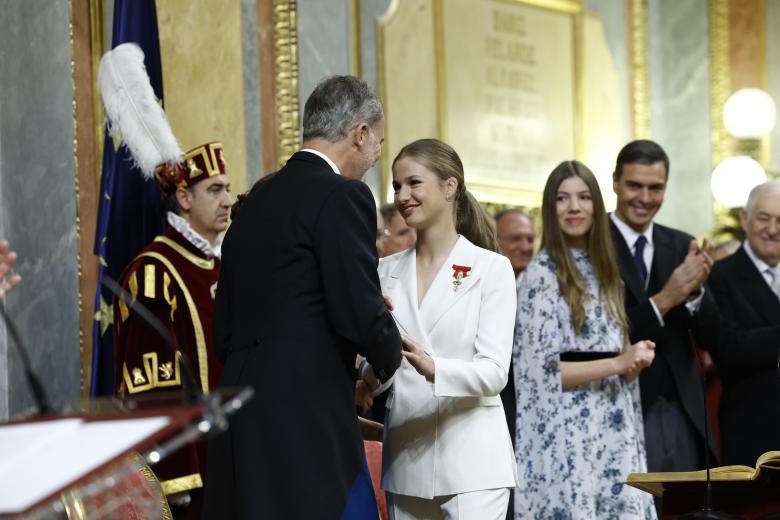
[{"left": 387, "top": 488, "right": 510, "bottom": 520}]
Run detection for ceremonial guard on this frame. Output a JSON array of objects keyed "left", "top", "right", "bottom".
[
  {"left": 98, "top": 43, "right": 232, "bottom": 517},
  {"left": 113, "top": 141, "right": 231, "bottom": 514}
]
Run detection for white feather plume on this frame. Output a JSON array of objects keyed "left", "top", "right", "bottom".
[{"left": 98, "top": 43, "right": 183, "bottom": 179}]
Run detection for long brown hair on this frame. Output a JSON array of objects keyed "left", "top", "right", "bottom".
[
  {"left": 541, "top": 160, "right": 627, "bottom": 336},
  {"left": 392, "top": 138, "right": 499, "bottom": 252}
]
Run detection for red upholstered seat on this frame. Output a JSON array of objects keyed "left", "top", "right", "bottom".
[{"left": 364, "top": 441, "right": 387, "bottom": 519}]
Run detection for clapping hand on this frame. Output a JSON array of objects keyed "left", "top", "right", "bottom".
[
  {"left": 620, "top": 340, "right": 655, "bottom": 382},
  {"left": 0, "top": 240, "right": 21, "bottom": 298},
  {"left": 654, "top": 240, "right": 712, "bottom": 314},
  {"left": 400, "top": 333, "right": 435, "bottom": 382}
]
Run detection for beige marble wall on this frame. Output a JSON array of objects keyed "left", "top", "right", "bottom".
[
  {"left": 581, "top": 12, "right": 625, "bottom": 210},
  {"left": 377, "top": 0, "right": 439, "bottom": 203},
  {"left": 157, "top": 0, "right": 248, "bottom": 195}
]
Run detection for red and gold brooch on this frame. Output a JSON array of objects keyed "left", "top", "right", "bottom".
[{"left": 451, "top": 264, "right": 471, "bottom": 292}]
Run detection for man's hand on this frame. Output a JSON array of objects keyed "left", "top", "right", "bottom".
[
  {"left": 355, "top": 380, "right": 374, "bottom": 413},
  {"left": 652, "top": 240, "right": 712, "bottom": 315},
  {"left": 400, "top": 333, "right": 435, "bottom": 382},
  {"left": 0, "top": 240, "right": 22, "bottom": 298}
]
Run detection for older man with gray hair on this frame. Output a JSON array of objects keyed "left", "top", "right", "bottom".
[
  {"left": 709, "top": 181, "right": 780, "bottom": 467},
  {"left": 204, "top": 75, "right": 401, "bottom": 519}
]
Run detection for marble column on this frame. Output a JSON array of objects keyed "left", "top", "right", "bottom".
[
  {"left": 0, "top": 1, "right": 82, "bottom": 419},
  {"left": 648, "top": 0, "right": 714, "bottom": 238}
]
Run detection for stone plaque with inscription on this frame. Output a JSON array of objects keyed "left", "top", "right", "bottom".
[{"left": 441, "top": 0, "right": 577, "bottom": 205}]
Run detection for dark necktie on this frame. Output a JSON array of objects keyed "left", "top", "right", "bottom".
[{"left": 633, "top": 235, "right": 648, "bottom": 284}]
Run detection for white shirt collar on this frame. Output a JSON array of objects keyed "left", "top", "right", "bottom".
[
  {"left": 610, "top": 212, "right": 654, "bottom": 248},
  {"left": 166, "top": 212, "right": 222, "bottom": 259},
  {"left": 743, "top": 239, "right": 774, "bottom": 274},
  {"left": 300, "top": 148, "right": 341, "bottom": 175}
]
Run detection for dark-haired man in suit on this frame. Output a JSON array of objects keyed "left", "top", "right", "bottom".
[
  {"left": 709, "top": 181, "right": 780, "bottom": 466},
  {"left": 609, "top": 140, "right": 719, "bottom": 474},
  {"left": 204, "top": 75, "right": 402, "bottom": 519}
]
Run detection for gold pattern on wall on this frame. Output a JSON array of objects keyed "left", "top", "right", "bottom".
[
  {"left": 90, "top": 0, "right": 105, "bottom": 184},
  {"left": 68, "top": 0, "right": 85, "bottom": 396},
  {"left": 350, "top": 0, "right": 362, "bottom": 77},
  {"left": 630, "top": 0, "right": 650, "bottom": 139},
  {"left": 273, "top": 0, "right": 301, "bottom": 167},
  {"left": 709, "top": 0, "right": 731, "bottom": 167}
]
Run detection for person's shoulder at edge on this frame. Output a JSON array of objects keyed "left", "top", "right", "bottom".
[
  {"left": 710, "top": 244, "right": 742, "bottom": 278},
  {"left": 378, "top": 247, "right": 413, "bottom": 276},
  {"left": 522, "top": 248, "right": 555, "bottom": 280},
  {"left": 652, "top": 220, "right": 695, "bottom": 245}
]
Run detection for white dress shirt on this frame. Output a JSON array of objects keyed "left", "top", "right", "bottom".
[
  {"left": 300, "top": 148, "right": 341, "bottom": 175},
  {"left": 743, "top": 240, "right": 780, "bottom": 296},
  {"left": 609, "top": 212, "right": 703, "bottom": 326}
]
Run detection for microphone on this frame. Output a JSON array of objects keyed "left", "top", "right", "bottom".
[
  {"left": 101, "top": 274, "right": 201, "bottom": 404},
  {"left": 0, "top": 302, "right": 53, "bottom": 415},
  {"left": 677, "top": 331, "right": 740, "bottom": 520}
]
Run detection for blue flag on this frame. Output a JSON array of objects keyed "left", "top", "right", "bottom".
[{"left": 90, "top": 0, "right": 166, "bottom": 396}]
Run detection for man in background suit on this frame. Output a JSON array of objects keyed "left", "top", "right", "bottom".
[
  {"left": 709, "top": 181, "right": 780, "bottom": 466},
  {"left": 495, "top": 209, "right": 535, "bottom": 438},
  {"left": 609, "top": 140, "right": 718, "bottom": 473},
  {"left": 494, "top": 208, "right": 535, "bottom": 519},
  {"left": 203, "top": 76, "right": 402, "bottom": 519},
  {"left": 381, "top": 202, "right": 417, "bottom": 256}
]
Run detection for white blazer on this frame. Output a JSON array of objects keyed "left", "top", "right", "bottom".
[{"left": 377, "top": 236, "right": 518, "bottom": 499}]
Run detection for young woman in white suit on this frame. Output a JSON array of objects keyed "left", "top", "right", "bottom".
[{"left": 376, "top": 138, "right": 518, "bottom": 519}]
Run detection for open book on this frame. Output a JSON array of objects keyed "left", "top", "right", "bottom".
[{"left": 627, "top": 451, "right": 780, "bottom": 496}]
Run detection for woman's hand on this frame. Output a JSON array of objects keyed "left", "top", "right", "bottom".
[
  {"left": 619, "top": 340, "right": 655, "bottom": 382},
  {"left": 382, "top": 290, "right": 394, "bottom": 311},
  {"left": 400, "top": 333, "right": 435, "bottom": 382}
]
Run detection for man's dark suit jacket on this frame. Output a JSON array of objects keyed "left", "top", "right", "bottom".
[
  {"left": 709, "top": 245, "right": 780, "bottom": 466},
  {"left": 203, "top": 152, "right": 402, "bottom": 519},
  {"left": 610, "top": 220, "right": 719, "bottom": 465}
]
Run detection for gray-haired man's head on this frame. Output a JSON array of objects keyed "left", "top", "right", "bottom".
[
  {"left": 742, "top": 181, "right": 780, "bottom": 266},
  {"left": 301, "top": 76, "right": 384, "bottom": 180},
  {"left": 302, "top": 76, "right": 383, "bottom": 142}
]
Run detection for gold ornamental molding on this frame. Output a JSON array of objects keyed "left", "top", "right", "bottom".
[
  {"left": 273, "top": 0, "right": 301, "bottom": 167},
  {"left": 709, "top": 0, "right": 731, "bottom": 167},
  {"left": 350, "top": 0, "right": 362, "bottom": 77},
  {"left": 68, "top": 0, "right": 86, "bottom": 395},
  {"left": 90, "top": 0, "right": 105, "bottom": 182},
  {"left": 630, "top": 0, "right": 650, "bottom": 140}
]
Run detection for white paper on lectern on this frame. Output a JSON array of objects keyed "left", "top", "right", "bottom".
[{"left": 0, "top": 416, "right": 170, "bottom": 513}]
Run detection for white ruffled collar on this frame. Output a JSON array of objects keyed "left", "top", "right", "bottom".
[{"left": 166, "top": 212, "right": 222, "bottom": 259}]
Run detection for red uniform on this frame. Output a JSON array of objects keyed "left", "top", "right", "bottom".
[{"left": 114, "top": 224, "right": 222, "bottom": 500}]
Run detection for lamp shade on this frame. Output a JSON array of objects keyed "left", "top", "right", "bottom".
[
  {"left": 723, "top": 88, "right": 777, "bottom": 139},
  {"left": 710, "top": 156, "right": 768, "bottom": 208}
]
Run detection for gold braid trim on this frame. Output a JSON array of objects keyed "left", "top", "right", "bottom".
[
  {"left": 138, "top": 252, "right": 210, "bottom": 393},
  {"left": 160, "top": 473, "right": 204, "bottom": 496}
]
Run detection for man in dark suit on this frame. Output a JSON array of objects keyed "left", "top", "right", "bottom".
[
  {"left": 203, "top": 76, "right": 402, "bottom": 519},
  {"left": 709, "top": 181, "right": 780, "bottom": 466},
  {"left": 495, "top": 208, "right": 534, "bottom": 520},
  {"left": 609, "top": 140, "right": 719, "bottom": 473}
]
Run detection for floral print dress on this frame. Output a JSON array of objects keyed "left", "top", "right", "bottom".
[{"left": 513, "top": 249, "right": 656, "bottom": 519}]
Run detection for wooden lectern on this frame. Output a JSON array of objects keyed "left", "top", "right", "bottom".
[
  {"left": 0, "top": 388, "right": 252, "bottom": 518},
  {"left": 627, "top": 451, "right": 780, "bottom": 519}
]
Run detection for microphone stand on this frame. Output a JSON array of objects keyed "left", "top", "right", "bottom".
[
  {"left": 0, "top": 302, "right": 53, "bottom": 415},
  {"left": 678, "top": 332, "right": 740, "bottom": 519}
]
